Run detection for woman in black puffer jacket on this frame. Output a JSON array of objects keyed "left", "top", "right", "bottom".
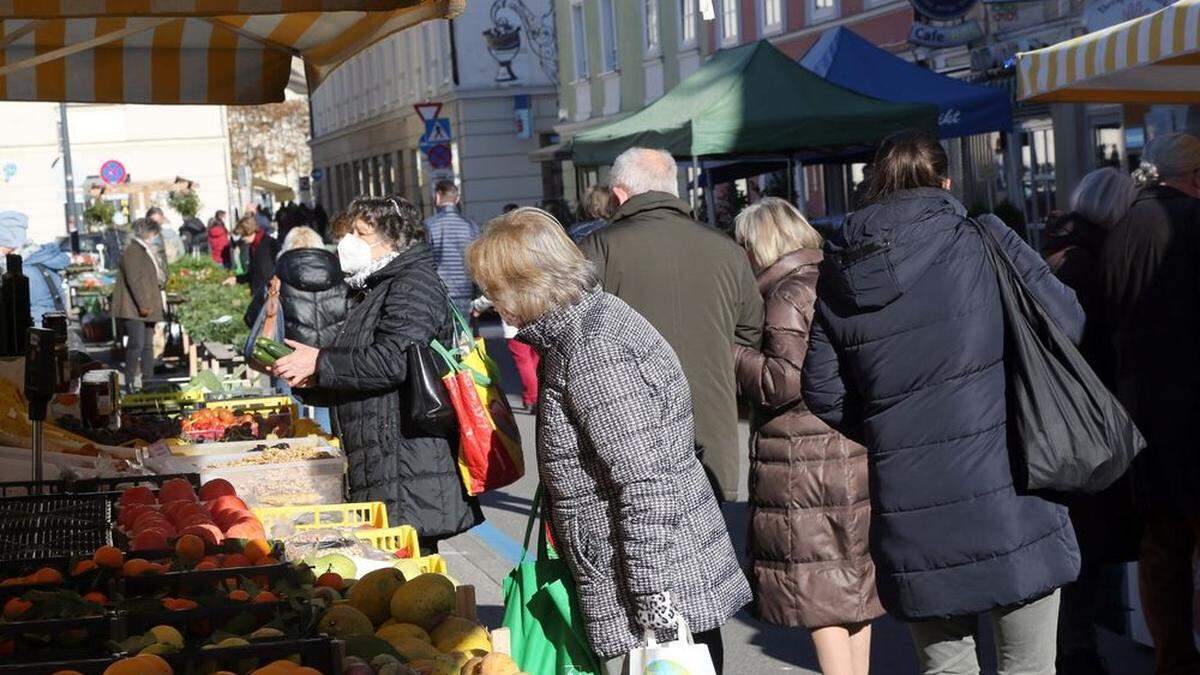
[
  {"left": 274, "top": 197, "right": 483, "bottom": 551},
  {"left": 245, "top": 225, "right": 348, "bottom": 433},
  {"left": 802, "top": 131, "right": 1084, "bottom": 675}
]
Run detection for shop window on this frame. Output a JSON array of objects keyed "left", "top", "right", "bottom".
[
  {"left": 760, "top": 0, "right": 784, "bottom": 36},
  {"left": 718, "top": 0, "right": 740, "bottom": 46},
  {"left": 808, "top": 0, "right": 838, "bottom": 25},
  {"left": 644, "top": 0, "right": 661, "bottom": 56}
]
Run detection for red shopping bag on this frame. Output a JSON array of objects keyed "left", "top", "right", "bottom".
[{"left": 434, "top": 339, "right": 524, "bottom": 496}]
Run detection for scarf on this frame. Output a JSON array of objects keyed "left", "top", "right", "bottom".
[{"left": 346, "top": 252, "right": 400, "bottom": 290}]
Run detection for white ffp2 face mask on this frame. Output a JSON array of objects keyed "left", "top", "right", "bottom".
[{"left": 337, "top": 234, "right": 373, "bottom": 276}]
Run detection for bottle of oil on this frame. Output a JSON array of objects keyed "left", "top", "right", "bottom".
[{"left": 1, "top": 254, "right": 31, "bottom": 357}]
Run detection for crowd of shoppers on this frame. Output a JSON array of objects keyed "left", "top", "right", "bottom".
[{"left": 91, "top": 127, "right": 1200, "bottom": 674}]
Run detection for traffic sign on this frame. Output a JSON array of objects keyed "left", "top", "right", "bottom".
[
  {"left": 413, "top": 102, "right": 442, "bottom": 122},
  {"left": 420, "top": 118, "right": 452, "bottom": 147},
  {"left": 100, "top": 159, "right": 126, "bottom": 185},
  {"left": 426, "top": 143, "right": 452, "bottom": 170},
  {"left": 311, "top": 167, "right": 324, "bottom": 181}
]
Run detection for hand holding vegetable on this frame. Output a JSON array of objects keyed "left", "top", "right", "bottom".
[{"left": 273, "top": 339, "right": 320, "bottom": 387}]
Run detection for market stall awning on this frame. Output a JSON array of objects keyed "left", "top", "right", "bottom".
[
  {"left": 252, "top": 177, "right": 296, "bottom": 201},
  {"left": 1017, "top": 0, "right": 1200, "bottom": 103},
  {"left": 0, "top": 0, "right": 463, "bottom": 105},
  {"left": 800, "top": 27, "right": 1011, "bottom": 138},
  {"left": 569, "top": 40, "right": 938, "bottom": 166}
]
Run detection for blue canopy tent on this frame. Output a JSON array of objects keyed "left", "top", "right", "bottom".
[{"left": 800, "top": 27, "right": 1011, "bottom": 138}]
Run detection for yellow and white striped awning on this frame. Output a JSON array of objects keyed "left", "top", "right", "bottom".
[
  {"left": 0, "top": 1, "right": 464, "bottom": 105},
  {"left": 1017, "top": 0, "right": 1200, "bottom": 103}
]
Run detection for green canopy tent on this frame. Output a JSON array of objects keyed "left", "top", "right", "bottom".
[{"left": 570, "top": 40, "right": 938, "bottom": 167}]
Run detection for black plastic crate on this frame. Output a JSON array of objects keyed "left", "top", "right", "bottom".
[
  {"left": 73, "top": 473, "right": 202, "bottom": 494},
  {"left": 0, "top": 614, "right": 117, "bottom": 666},
  {"left": 0, "top": 494, "right": 115, "bottom": 563},
  {"left": 171, "top": 637, "right": 343, "bottom": 675}
]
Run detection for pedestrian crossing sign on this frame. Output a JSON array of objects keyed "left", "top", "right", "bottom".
[{"left": 420, "top": 118, "right": 452, "bottom": 149}]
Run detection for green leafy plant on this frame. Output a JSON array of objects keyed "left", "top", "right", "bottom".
[
  {"left": 167, "top": 190, "right": 202, "bottom": 218},
  {"left": 168, "top": 257, "right": 249, "bottom": 346},
  {"left": 83, "top": 200, "right": 116, "bottom": 227}
]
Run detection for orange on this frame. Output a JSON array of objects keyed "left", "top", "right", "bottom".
[
  {"left": 0, "top": 576, "right": 25, "bottom": 586},
  {"left": 195, "top": 560, "right": 218, "bottom": 571},
  {"left": 82, "top": 591, "right": 107, "bottom": 604},
  {"left": 101, "top": 654, "right": 173, "bottom": 675},
  {"left": 227, "top": 589, "right": 250, "bottom": 602},
  {"left": 315, "top": 572, "right": 343, "bottom": 590},
  {"left": 174, "top": 533, "right": 206, "bottom": 562},
  {"left": 30, "top": 567, "right": 64, "bottom": 584},
  {"left": 221, "top": 553, "right": 251, "bottom": 569},
  {"left": 242, "top": 538, "right": 272, "bottom": 563},
  {"left": 254, "top": 556, "right": 278, "bottom": 567},
  {"left": 252, "top": 590, "right": 278, "bottom": 604},
  {"left": 3, "top": 597, "right": 31, "bottom": 620},
  {"left": 161, "top": 597, "right": 199, "bottom": 611},
  {"left": 122, "top": 558, "right": 153, "bottom": 577},
  {"left": 94, "top": 545, "right": 124, "bottom": 569},
  {"left": 50, "top": 671, "right": 84, "bottom": 675},
  {"left": 72, "top": 560, "right": 98, "bottom": 576}
]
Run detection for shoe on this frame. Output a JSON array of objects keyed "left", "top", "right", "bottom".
[{"left": 1057, "top": 651, "right": 1110, "bottom": 675}]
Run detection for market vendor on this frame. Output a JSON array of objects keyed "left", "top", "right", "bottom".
[
  {"left": 111, "top": 218, "right": 166, "bottom": 392},
  {"left": 0, "top": 210, "right": 70, "bottom": 328},
  {"left": 272, "top": 196, "right": 482, "bottom": 554}
]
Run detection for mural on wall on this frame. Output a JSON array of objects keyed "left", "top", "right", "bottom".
[{"left": 482, "top": 0, "right": 558, "bottom": 85}]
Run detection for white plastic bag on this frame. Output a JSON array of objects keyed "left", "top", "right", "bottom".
[{"left": 626, "top": 612, "right": 716, "bottom": 675}]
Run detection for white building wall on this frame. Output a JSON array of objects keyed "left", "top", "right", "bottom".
[
  {"left": 309, "top": 2, "right": 559, "bottom": 222},
  {"left": 0, "top": 102, "right": 233, "bottom": 245}
]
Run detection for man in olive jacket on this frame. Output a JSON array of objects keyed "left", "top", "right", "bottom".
[{"left": 579, "top": 148, "right": 763, "bottom": 500}]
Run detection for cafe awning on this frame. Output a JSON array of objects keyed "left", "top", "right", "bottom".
[
  {"left": 0, "top": 1, "right": 464, "bottom": 105},
  {"left": 1017, "top": 0, "right": 1200, "bottom": 103}
]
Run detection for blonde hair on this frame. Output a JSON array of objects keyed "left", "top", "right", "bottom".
[
  {"left": 281, "top": 226, "right": 324, "bottom": 253},
  {"left": 467, "top": 207, "right": 596, "bottom": 325},
  {"left": 236, "top": 214, "right": 258, "bottom": 238},
  {"left": 734, "top": 197, "right": 822, "bottom": 268},
  {"left": 1134, "top": 133, "right": 1200, "bottom": 188}
]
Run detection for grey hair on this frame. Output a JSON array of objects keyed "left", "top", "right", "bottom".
[
  {"left": 1070, "top": 167, "right": 1136, "bottom": 228},
  {"left": 1133, "top": 132, "right": 1200, "bottom": 188},
  {"left": 132, "top": 217, "right": 160, "bottom": 239},
  {"left": 610, "top": 147, "right": 679, "bottom": 198}
]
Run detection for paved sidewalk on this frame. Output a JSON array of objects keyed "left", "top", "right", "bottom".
[{"left": 441, "top": 329, "right": 1156, "bottom": 674}]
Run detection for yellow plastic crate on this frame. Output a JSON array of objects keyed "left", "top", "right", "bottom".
[
  {"left": 253, "top": 501, "right": 389, "bottom": 535},
  {"left": 354, "top": 524, "right": 420, "bottom": 558}
]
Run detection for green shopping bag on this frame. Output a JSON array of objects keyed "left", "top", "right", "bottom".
[{"left": 502, "top": 487, "right": 603, "bottom": 675}]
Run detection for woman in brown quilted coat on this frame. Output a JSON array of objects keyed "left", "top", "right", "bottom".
[{"left": 734, "top": 198, "right": 883, "bottom": 675}]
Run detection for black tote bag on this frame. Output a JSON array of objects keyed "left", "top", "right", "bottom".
[
  {"left": 972, "top": 218, "right": 1145, "bottom": 493},
  {"left": 402, "top": 342, "right": 456, "bottom": 437}
]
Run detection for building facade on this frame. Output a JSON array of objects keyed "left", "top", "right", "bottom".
[
  {"left": 308, "top": 1, "right": 561, "bottom": 223},
  {"left": 0, "top": 102, "right": 235, "bottom": 245}
]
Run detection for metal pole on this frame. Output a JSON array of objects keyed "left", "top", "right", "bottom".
[
  {"left": 691, "top": 155, "right": 700, "bottom": 212},
  {"left": 32, "top": 421, "right": 43, "bottom": 483},
  {"left": 58, "top": 103, "right": 81, "bottom": 252}
]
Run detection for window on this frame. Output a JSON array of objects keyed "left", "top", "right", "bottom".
[
  {"left": 808, "top": 0, "right": 838, "bottom": 24},
  {"left": 644, "top": 0, "right": 660, "bottom": 55},
  {"left": 760, "top": 0, "right": 784, "bottom": 35},
  {"left": 679, "top": 0, "right": 697, "bottom": 47},
  {"left": 600, "top": 0, "right": 619, "bottom": 72},
  {"left": 719, "top": 0, "right": 740, "bottom": 46},
  {"left": 571, "top": 3, "right": 589, "bottom": 80},
  {"left": 382, "top": 153, "right": 395, "bottom": 194}
]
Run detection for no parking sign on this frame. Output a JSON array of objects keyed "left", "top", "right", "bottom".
[{"left": 100, "top": 159, "right": 126, "bottom": 185}]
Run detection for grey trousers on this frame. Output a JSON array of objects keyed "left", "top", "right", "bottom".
[
  {"left": 122, "top": 319, "right": 156, "bottom": 389},
  {"left": 908, "top": 590, "right": 1061, "bottom": 675}
]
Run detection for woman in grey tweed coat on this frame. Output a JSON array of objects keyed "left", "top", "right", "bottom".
[{"left": 468, "top": 208, "right": 751, "bottom": 673}]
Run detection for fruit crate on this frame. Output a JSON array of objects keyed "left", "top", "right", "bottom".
[
  {"left": 0, "top": 636, "right": 343, "bottom": 675},
  {"left": 0, "top": 493, "right": 115, "bottom": 564},
  {"left": 353, "top": 525, "right": 420, "bottom": 561},
  {"left": 252, "top": 502, "right": 389, "bottom": 536},
  {"left": 0, "top": 613, "right": 118, "bottom": 665},
  {"left": 120, "top": 596, "right": 314, "bottom": 638},
  {"left": 0, "top": 474, "right": 201, "bottom": 499}
]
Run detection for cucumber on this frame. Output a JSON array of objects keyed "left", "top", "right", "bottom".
[
  {"left": 255, "top": 337, "right": 293, "bottom": 359},
  {"left": 252, "top": 345, "right": 277, "bottom": 366}
]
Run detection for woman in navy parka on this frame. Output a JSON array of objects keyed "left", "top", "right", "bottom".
[{"left": 801, "top": 131, "right": 1084, "bottom": 675}]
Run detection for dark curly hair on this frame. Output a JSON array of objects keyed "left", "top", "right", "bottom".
[{"left": 347, "top": 196, "right": 426, "bottom": 252}]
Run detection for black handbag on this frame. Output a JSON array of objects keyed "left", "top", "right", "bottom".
[
  {"left": 972, "top": 217, "right": 1145, "bottom": 494},
  {"left": 402, "top": 341, "right": 456, "bottom": 437}
]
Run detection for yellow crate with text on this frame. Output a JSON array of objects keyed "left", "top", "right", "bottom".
[
  {"left": 252, "top": 501, "right": 389, "bottom": 537},
  {"left": 354, "top": 524, "right": 421, "bottom": 559},
  {"left": 205, "top": 394, "right": 298, "bottom": 417}
]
